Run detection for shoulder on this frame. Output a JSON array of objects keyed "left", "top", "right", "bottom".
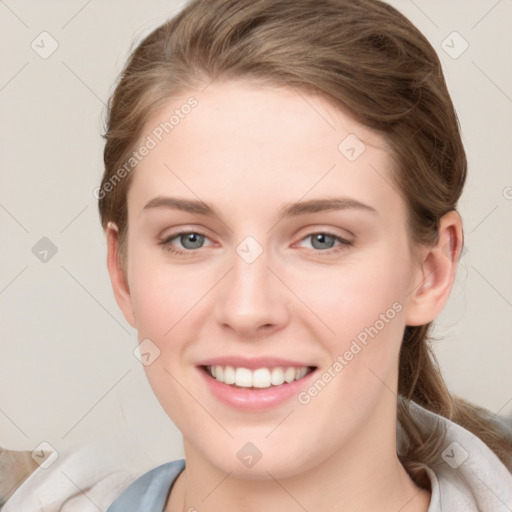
[
  {"left": 2, "top": 440, "right": 141, "bottom": 512},
  {"left": 107, "top": 459, "right": 186, "bottom": 512},
  {"left": 404, "top": 400, "right": 512, "bottom": 512}
]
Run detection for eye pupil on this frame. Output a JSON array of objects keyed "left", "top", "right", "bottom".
[
  {"left": 181, "top": 233, "right": 204, "bottom": 249},
  {"left": 311, "top": 233, "right": 336, "bottom": 250},
  {"left": 164, "top": 231, "right": 347, "bottom": 255}
]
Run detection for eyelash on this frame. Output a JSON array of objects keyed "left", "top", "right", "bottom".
[{"left": 158, "top": 229, "right": 353, "bottom": 256}]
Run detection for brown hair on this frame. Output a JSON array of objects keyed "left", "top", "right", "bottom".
[{"left": 98, "top": 0, "right": 512, "bottom": 483}]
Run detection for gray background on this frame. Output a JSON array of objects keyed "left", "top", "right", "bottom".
[{"left": 1, "top": 0, "right": 511, "bottom": 469}]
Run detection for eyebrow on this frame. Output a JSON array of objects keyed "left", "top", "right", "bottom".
[{"left": 142, "top": 196, "right": 378, "bottom": 218}]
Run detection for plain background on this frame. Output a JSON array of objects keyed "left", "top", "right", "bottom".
[{"left": 1, "top": 0, "right": 511, "bottom": 470}]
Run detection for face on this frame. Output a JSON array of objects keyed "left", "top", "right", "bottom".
[{"left": 112, "top": 80, "right": 430, "bottom": 479}]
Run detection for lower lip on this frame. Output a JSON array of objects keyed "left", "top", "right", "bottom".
[{"left": 198, "top": 367, "right": 317, "bottom": 412}]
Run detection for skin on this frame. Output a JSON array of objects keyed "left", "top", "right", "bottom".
[{"left": 106, "top": 80, "right": 463, "bottom": 512}]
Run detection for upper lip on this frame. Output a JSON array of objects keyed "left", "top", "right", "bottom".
[{"left": 197, "top": 356, "right": 317, "bottom": 370}]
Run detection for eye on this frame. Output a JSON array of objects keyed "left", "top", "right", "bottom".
[
  {"left": 297, "top": 232, "right": 353, "bottom": 254},
  {"left": 158, "top": 230, "right": 211, "bottom": 255},
  {"left": 158, "top": 230, "right": 353, "bottom": 256}
]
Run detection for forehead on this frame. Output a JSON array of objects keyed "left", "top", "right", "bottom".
[
  {"left": 142, "top": 79, "right": 386, "bottom": 151},
  {"left": 128, "top": 79, "right": 401, "bottom": 221}
]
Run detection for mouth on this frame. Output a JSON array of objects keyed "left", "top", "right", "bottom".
[{"left": 200, "top": 364, "right": 317, "bottom": 389}]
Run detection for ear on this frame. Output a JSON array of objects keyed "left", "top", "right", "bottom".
[
  {"left": 405, "top": 210, "right": 464, "bottom": 326},
  {"left": 106, "top": 222, "right": 136, "bottom": 328}
]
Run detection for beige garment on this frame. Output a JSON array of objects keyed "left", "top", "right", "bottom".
[{"left": 0, "top": 448, "right": 41, "bottom": 506}]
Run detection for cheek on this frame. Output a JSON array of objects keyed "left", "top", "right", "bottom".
[
  {"left": 128, "top": 252, "right": 207, "bottom": 340},
  {"left": 291, "top": 264, "right": 407, "bottom": 430},
  {"left": 290, "top": 247, "right": 411, "bottom": 399},
  {"left": 297, "top": 258, "right": 408, "bottom": 342},
  {"left": 127, "top": 260, "right": 206, "bottom": 429}
]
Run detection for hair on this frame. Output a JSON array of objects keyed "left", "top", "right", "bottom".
[{"left": 98, "top": 0, "right": 512, "bottom": 484}]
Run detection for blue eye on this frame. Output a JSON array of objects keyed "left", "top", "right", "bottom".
[
  {"left": 159, "top": 231, "right": 209, "bottom": 255},
  {"left": 158, "top": 230, "right": 352, "bottom": 256},
  {"left": 175, "top": 232, "right": 205, "bottom": 250},
  {"left": 307, "top": 233, "right": 343, "bottom": 250},
  {"left": 299, "top": 232, "right": 353, "bottom": 254}
]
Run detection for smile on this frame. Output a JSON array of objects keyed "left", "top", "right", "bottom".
[
  {"left": 196, "top": 354, "right": 319, "bottom": 411},
  {"left": 204, "top": 365, "right": 315, "bottom": 389}
]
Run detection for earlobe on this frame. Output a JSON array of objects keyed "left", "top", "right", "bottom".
[
  {"left": 405, "top": 210, "right": 463, "bottom": 327},
  {"left": 106, "top": 223, "right": 136, "bottom": 328}
]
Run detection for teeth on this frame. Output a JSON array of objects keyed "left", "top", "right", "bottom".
[
  {"left": 223, "top": 365, "right": 235, "bottom": 384},
  {"left": 271, "top": 367, "right": 285, "bottom": 385},
  {"left": 207, "top": 365, "right": 311, "bottom": 388},
  {"left": 284, "top": 367, "right": 296, "bottom": 383},
  {"left": 235, "top": 367, "right": 252, "bottom": 387},
  {"left": 252, "top": 368, "right": 270, "bottom": 388}
]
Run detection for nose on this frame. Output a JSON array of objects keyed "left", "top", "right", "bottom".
[{"left": 214, "top": 243, "right": 289, "bottom": 339}]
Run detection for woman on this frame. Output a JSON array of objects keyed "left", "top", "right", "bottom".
[{"left": 98, "top": 0, "right": 512, "bottom": 510}]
